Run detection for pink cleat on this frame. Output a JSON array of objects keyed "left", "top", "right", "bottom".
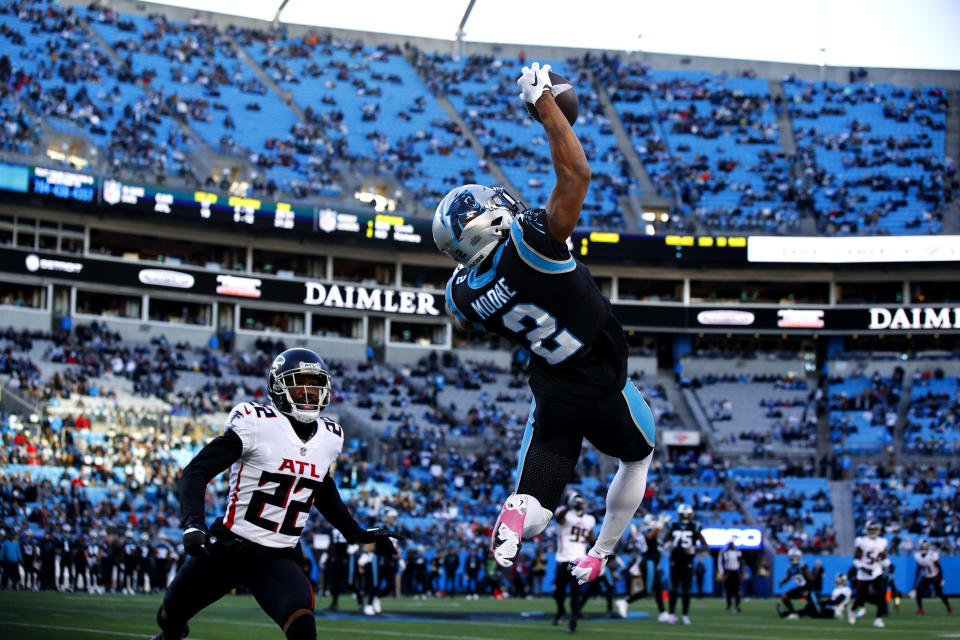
[
  {"left": 491, "top": 494, "right": 528, "bottom": 567},
  {"left": 570, "top": 552, "right": 608, "bottom": 585}
]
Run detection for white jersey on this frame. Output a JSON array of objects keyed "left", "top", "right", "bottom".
[
  {"left": 831, "top": 585, "right": 852, "bottom": 610},
  {"left": 854, "top": 535, "right": 888, "bottom": 581},
  {"left": 556, "top": 512, "right": 596, "bottom": 562},
  {"left": 221, "top": 402, "right": 344, "bottom": 549},
  {"left": 719, "top": 548, "right": 742, "bottom": 573},
  {"left": 914, "top": 550, "right": 941, "bottom": 579}
]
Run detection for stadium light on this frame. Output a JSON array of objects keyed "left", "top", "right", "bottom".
[
  {"left": 455, "top": 0, "right": 477, "bottom": 41},
  {"left": 272, "top": 0, "right": 290, "bottom": 26}
]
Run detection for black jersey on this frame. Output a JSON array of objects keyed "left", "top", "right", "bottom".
[
  {"left": 667, "top": 520, "right": 701, "bottom": 559},
  {"left": 643, "top": 531, "right": 661, "bottom": 563},
  {"left": 785, "top": 563, "right": 808, "bottom": 589},
  {"left": 446, "top": 209, "right": 627, "bottom": 401}
]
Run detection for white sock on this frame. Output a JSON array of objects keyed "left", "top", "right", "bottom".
[
  {"left": 591, "top": 453, "right": 653, "bottom": 557},
  {"left": 515, "top": 493, "right": 553, "bottom": 538}
]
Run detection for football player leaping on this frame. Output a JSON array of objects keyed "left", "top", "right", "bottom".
[
  {"left": 850, "top": 520, "right": 888, "bottom": 628},
  {"left": 151, "top": 348, "right": 401, "bottom": 640},
  {"left": 914, "top": 540, "right": 952, "bottom": 615},
  {"left": 434, "top": 61, "right": 655, "bottom": 589}
]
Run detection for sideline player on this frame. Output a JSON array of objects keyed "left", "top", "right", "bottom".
[
  {"left": 151, "top": 348, "right": 400, "bottom": 640},
  {"left": 552, "top": 494, "right": 596, "bottom": 633},
  {"left": 777, "top": 548, "right": 818, "bottom": 619},
  {"left": 850, "top": 520, "right": 888, "bottom": 628},
  {"left": 914, "top": 540, "right": 952, "bottom": 614},
  {"left": 434, "top": 60, "right": 655, "bottom": 587},
  {"left": 666, "top": 504, "right": 707, "bottom": 625}
]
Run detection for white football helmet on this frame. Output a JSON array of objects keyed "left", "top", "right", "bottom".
[
  {"left": 677, "top": 504, "right": 694, "bottom": 523},
  {"left": 834, "top": 572, "right": 848, "bottom": 587},
  {"left": 433, "top": 184, "right": 524, "bottom": 268},
  {"left": 788, "top": 548, "right": 803, "bottom": 565},
  {"left": 864, "top": 520, "right": 882, "bottom": 539}
]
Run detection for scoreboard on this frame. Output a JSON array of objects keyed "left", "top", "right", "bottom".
[
  {"left": 4, "top": 161, "right": 960, "bottom": 267},
  {"left": 101, "top": 178, "right": 315, "bottom": 234}
]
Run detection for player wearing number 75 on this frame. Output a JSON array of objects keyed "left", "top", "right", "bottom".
[
  {"left": 434, "top": 61, "right": 656, "bottom": 586},
  {"left": 152, "top": 348, "right": 401, "bottom": 640}
]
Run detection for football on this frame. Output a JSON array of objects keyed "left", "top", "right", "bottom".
[{"left": 524, "top": 71, "right": 578, "bottom": 126}]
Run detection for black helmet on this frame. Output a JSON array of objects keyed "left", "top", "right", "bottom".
[
  {"left": 267, "top": 348, "right": 332, "bottom": 422},
  {"left": 567, "top": 493, "right": 586, "bottom": 516}
]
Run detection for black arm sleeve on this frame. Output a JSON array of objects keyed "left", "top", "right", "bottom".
[
  {"left": 178, "top": 429, "right": 243, "bottom": 524},
  {"left": 313, "top": 472, "right": 364, "bottom": 542}
]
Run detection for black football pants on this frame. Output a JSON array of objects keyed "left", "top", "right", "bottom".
[{"left": 158, "top": 541, "right": 314, "bottom": 638}]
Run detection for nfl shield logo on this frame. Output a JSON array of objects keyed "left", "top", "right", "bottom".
[
  {"left": 318, "top": 208, "right": 337, "bottom": 233},
  {"left": 299, "top": 446, "right": 307, "bottom": 456},
  {"left": 103, "top": 179, "right": 121, "bottom": 205}
]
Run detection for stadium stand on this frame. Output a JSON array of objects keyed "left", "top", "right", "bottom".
[
  {"left": 826, "top": 370, "right": 900, "bottom": 455},
  {"left": 903, "top": 371, "right": 960, "bottom": 455},
  {"left": 786, "top": 78, "right": 950, "bottom": 234},
  {"left": 734, "top": 464, "right": 837, "bottom": 553},
  {"left": 587, "top": 57, "right": 800, "bottom": 233},
  {"left": 852, "top": 462, "right": 960, "bottom": 555},
  {"left": 680, "top": 353, "right": 816, "bottom": 457}
]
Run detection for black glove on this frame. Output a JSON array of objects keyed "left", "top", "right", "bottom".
[
  {"left": 352, "top": 528, "right": 404, "bottom": 556},
  {"left": 182, "top": 517, "right": 210, "bottom": 557}
]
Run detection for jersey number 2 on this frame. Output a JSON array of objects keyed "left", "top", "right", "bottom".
[{"left": 502, "top": 303, "right": 582, "bottom": 365}]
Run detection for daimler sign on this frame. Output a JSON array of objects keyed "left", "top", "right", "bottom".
[
  {"left": 303, "top": 282, "right": 440, "bottom": 316},
  {"left": 868, "top": 307, "right": 960, "bottom": 330}
]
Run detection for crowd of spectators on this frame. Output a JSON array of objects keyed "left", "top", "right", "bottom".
[
  {"left": 903, "top": 369, "right": 960, "bottom": 456},
  {"left": 734, "top": 462, "right": 838, "bottom": 554},
  {"left": 852, "top": 461, "right": 960, "bottom": 555},
  {"left": 2, "top": 2, "right": 954, "bottom": 235},
  {"left": 786, "top": 78, "right": 954, "bottom": 235}
]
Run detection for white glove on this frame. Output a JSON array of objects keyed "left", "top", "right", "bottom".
[{"left": 517, "top": 61, "right": 552, "bottom": 105}]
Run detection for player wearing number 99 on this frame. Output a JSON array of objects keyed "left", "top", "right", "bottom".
[
  {"left": 434, "top": 61, "right": 655, "bottom": 588},
  {"left": 152, "top": 348, "right": 401, "bottom": 640}
]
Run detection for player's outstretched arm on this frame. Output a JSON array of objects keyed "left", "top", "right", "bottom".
[
  {"left": 541, "top": 91, "right": 590, "bottom": 241},
  {"left": 517, "top": 62, "right": 590, "bottom": 242}
]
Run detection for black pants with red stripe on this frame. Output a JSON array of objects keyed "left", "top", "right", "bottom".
[
  {"left": 158, "top": 532, "right": 314, "bottom": 639},
  {"left": 854, "top": 576, "right": 888, "bottom": 617}
]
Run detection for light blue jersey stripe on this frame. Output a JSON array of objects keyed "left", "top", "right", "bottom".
[
  {"left": 466, "top": 241, "right": 506, "bottom": 289},
  {"left": 445, "top": 276, "right": 467, "bottom": 322},
  {"left": 510, "top": 218, "right": 575, "bottom": 273},
  {"left": 514, "top": 397, "right": 536, "bottom": 491},
  {"left": 623, "top": 379, "right": 656, "bottom": 446}
]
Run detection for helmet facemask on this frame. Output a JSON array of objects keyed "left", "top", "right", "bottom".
[{"left": 269, "top": 358, "right": 332, "bottom": 423}]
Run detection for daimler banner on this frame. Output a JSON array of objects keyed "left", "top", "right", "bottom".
[
  {"left": 0, "top": 248, "right": 442, "bottom": 316},
  {"left": 613, "top": 304, "right": 960, "bottom": 333}
]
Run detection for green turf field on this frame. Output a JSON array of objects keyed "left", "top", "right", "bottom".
[{"left": 0, "top": 591, "right": 954, "bottom": 640}]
